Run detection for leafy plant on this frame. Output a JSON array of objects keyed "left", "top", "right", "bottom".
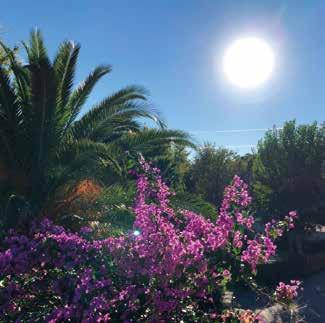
[
  {"left": 186, "top": 144, "right": 239, "bottom": 206},
  {"left": 0, "top": 30, "right": 194, "bottom": 224},
  {"left": 252, "top": 120, "right": 325, "bottom": 255},
  {"left": 0, "top": 160, "right": 300, "bottom": 322}
]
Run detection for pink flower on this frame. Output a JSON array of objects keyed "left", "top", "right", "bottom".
[
  {"left": 274, "top": 280, "right": 302, "bottom": 302},
  {"left": 233, "top": 231, "right": 243, "bottom": 249},
  {"left": 0, "top": 162, "right": 299, "bottom": 321}
]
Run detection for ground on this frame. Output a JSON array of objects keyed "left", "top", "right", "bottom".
[{"left": 300, "top": 270, "right": 325, "bottom": 322}]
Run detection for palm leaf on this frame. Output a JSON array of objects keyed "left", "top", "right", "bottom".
[
  {"left": 24, "top": 33, "right": 56, "bottom": 174},
  {"left": 71, "top": 100, "right": 163, "bottom": 141},
  {"left": 63, "top": 65, "right": 111, "bottom": 133},
  {"left": 22, "top": 29, "right": 50, "bottom": 66},
  {"left": 53, "top": 41, "right": 80, "bottom": 110},
  {"left": 55, "top": 139, "right": 122, "bottom": 171},
  {"left": 117, "top": 129, "right": 196, "bottom": 153}
]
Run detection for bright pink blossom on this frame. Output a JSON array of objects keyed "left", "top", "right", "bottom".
[
  {"left": 275, "top": 280, "right": 302, "bottom": 302},
  {"left": 0, "top": 159, "right": 299, "bottom": 321}
]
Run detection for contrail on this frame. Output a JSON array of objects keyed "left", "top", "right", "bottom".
[
  {"left": 190, "top": 128, "right": 281, "bottom": 134},
  {"left": 225, "top": 144, "right": 256, "bottom": 148},
  {"left": 191, "top": 124, "right": 324, "bottom": 134}
]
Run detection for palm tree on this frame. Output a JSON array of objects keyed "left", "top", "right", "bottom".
[{"left": 0, "top": 30, "right": 194, "bottom": 222}]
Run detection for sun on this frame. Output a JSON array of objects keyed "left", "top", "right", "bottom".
[{"left": 223, "top": 37, "right": 275, "bottom": 89}]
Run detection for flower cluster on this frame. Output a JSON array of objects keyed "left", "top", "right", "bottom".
[
  {"left": 221, "top": 309, "right": 261, "bottom": 323},
  {"left": 0, "top": 220, "right": 118, "bottom": 321},
  {"left": 0, "top": 159, "right": 299, "bottom": 322},
  {"left": 274, "top": 280, "right": 302, "bottom": 303}
]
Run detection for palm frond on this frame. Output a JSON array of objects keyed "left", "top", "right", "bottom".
[
  {"left": 22, "top": 29, "right": 50, "bottom": 66},
  {"left": 117, "top": 128, "right": 196, "bottom": 153},
  {"left": 85, "top": 117, "right": 141, "bottom": 142},
  {"left": 55, "top": 139, "right": 122, "bottom": 171},
  {"left": 59, "top": 65, "right": 111, "bottom": 139},
  {"left": 25, "top": 43, "right": 56, "bottom": 173},
  {"left": 0, "top": 41, "right": 30, "bottom": 108},
  {"left": 101, "top": 85, "right": 148, "bottom": 103},
  {"left": 0, "top": 31, "right": 193, "bottom": 219},
  {"left": 0, "top": 65, "right": 21, "bottom": 164},
  {"left": 53, "top": 41, "right": 80, "bottom": 110},
  {"left": 71, "top": 99, "right": 164, "bottom": 141},
  {"left": 0, "top": 66, "right": 17, "bottom": 123}
]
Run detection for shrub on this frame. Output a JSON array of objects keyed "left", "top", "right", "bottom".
[{"left": 0, "top": 159, "right": 300, "bottom": 322}]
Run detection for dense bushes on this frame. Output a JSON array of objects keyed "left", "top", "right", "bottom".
[
  {"left": 186, "top": 121, "right": 325, "bottom": 239},
  {"left": 253, "top": 120, "right": 325, "bottom": 226},
  {"left": 0, "top": 159, "right": 300, "bottom": 322}
]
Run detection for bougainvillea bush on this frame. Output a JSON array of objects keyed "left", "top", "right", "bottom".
[{"left": 0, "top": 158, "right": 300, "bottom": 322}]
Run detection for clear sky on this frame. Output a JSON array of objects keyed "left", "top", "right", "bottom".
[{"left": 1, "top": 1, "right": 324, "bottom": 154}]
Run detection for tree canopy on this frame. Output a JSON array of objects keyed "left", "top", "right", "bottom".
[
  {"left": 0, "top": 30, "right": 194, "bottom": 224},
  {"left": 253, "top": 120, "right": 325, "bottom": 228}
]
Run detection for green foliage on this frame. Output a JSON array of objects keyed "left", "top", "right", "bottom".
[
  {"left": 147, "top": 145, "right": 191, "bottom": 190},
  {"left": 170, "top": 191, "right": 217, "bottom": 220},
  {"left": 0, "top": 30, "right": 194, "bottom": 224},
  {"left": 66, "top": 180, "right": 218, "bottom": 237},
  {"left": 186, "top": 144, "right": 239, "bottom": 206},
  {"left": 232, "top": 153, "right": 255, "bottom": 186},
  {"left": 88, "top": 184, "right": 136, "bottom": 236},
  {"left": 253, "top": 120, "right": 325, "bottom": 228}
]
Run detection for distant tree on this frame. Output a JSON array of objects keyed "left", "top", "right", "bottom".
[
  {"left": 148, "top": 145, "right": 191, "bottom": 190},
  {"left": 0, "top": 30, "right": 194, "bottom": 226},
  {"left": 233, "top": 153, "right": 255, "bottom": 186},
  {"left": 253, "top": 120, "right": 325, "bottom": 253},
  {"left": 186, "top": 144, "right": 237, "bottom": 206}
]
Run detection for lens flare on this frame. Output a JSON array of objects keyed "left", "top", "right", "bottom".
[{"left": 133, "top": 230, "right": 141, "bottom": 236}]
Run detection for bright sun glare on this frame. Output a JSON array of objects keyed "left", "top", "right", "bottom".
[{"left": 223, "top": 37, "right": 275, "bottom": 89}]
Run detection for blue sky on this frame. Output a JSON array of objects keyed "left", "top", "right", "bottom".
[{"left": 1, "top": 1, "right": 324, "bottom": 154}]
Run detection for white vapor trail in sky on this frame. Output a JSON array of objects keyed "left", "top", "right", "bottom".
[{"left": 190, "top": 128, "right": 282, "bottom": 134}]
